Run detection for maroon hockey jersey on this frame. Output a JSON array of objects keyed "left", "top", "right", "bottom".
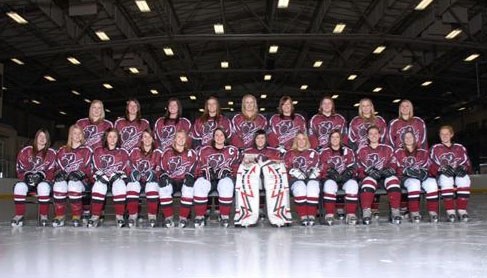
[
  {"left": 283, "top": 149, "right": 319, "bottom": 176},
  {"left": 242, "top": 146, "right": 282, "bottom": 162},
  {"left": 267, "top": 114, "right": 307, "bottom": 149},
  {"left": 348, "top": 116, "right": 387, "bottom": 150},
  {"left": 394, "top": 148, "right": 430, "bottom": 178},
  {"left": 194, "top": 145, "right": 239, "bottom": 178},
  {"left": 429, "top": 143, "right": 472, "bottom": 176},
  {"left": 356, "top": 144, "right": 396, "bottom": 179},
  {"left": 318, "top": 146, "right": 356, "bottom": 179},
  {"left": 160, "top": 147, "right": 197, "bottom": 182},
  {"left": 387, "top": 117, "right": 427, "bottom": 150},
  {"left": 16, "top": 146, "right": 56, "bottom": 181},
  {"left": 76, "top": 118, "right": 113, "bottom": 149},
  {"left": 55, "top": 145, "right": 92, "bottom": 181},
  {"left": 153, "top": 117, "right": 192, "bottom": 150},
  {"left": 129, "top": 147, "right": 163, "bottom": 182},
  {"left": 190, "top": 116, "right": 232, "bottom": 148},
  {"left": 114, "top": 118, "right": 150, "bottom": 152},
  {"left": 308, "top": 113, "right": 347, "bottom": 149},
  {"left": 92, "top": 147, "right": 130, "bottom": 177},
  {"left": 230, "top": 113, "right": 268, "bottom": 149}
]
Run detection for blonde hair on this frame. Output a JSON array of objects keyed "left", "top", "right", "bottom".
[
  {"left": 241, "top": 94, "right": 258, "bottom": 120},
  {"left": 358, "top": 98, "right": 376, "bottom": 123},
  {"left": 439, "top": 125, "right": 454, "bottom": 135},
  {"left": 398, "top": 99, "right": 414, "bottom": 120},
  {"left": 172, "top": 129, "right": 189, "bottom": 150},
  {"left": 65, "top": 124, "right": 86, "bottom": 151},
  {"left": 89, "top": 99, "right": 105, "bottom": 122},
  {"left": 291, "top": 132, "right": 310, "bottom": 151},
  {"left": 319, "top": 96, "right": 336, "bottom": 115}
]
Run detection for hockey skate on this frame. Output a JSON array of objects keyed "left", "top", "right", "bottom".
[
  {"left": 336, "top": 208, "right": 345, "bottom": 220},
  {"left": 458, "top": 210, "right": 469, "bottom": 222},
  {"left": 346, "top": 214, "right": 357, "bottom": 225},
  {"left": 447, "top": 210, "right": 456, "bottom": 223},
  {"left": 428, "top": 212, "right": 439, "bottom": 223},
  {"left": 115, "top": 215, "right": 125, "bottom": 228},
  {"left": 72, "top": 216, "right": 81, "bottom": 227},
  {"left": 164, "top": 218, "right": 175, "bottom": 228},
  {"left": 148, "top": 214, "right": 157, "bottom": 228},
  {"left": 300, "top": 216, "right": 309, "bottom": 226},
  {"left": 410, "top": 212, "right": 421, "bottom": 223},
  {"left": 324, "top": 214, "right": 334, "bottom": 226},
  {"left": 82, "top": 211, "right": 91, "bottom": 226},
  {"left": 220, "top": 217, "right": 230, "bottom": 228},
  {"left": 11, "top": 215, "right": 24, "bottom": 227},
  {"left": 194, "top": 217, "right": 205, "bottom": 228},
  {"left": 87, "top": 215, "right": 101, "bottom": 228},
  {"left": 52, "top": 216, "right": 65, "bottom": 228},
  {"left": 128, "top": 215, "right": 137, "bottom": 228},
  {"left": 179, "top": 218, "right": 188, "bottom": 228},
  {"left": 390, "top": 209, "right": 401, "bottom": 224},
  {"left": 307, "top": 216, "right": 316, "bottom": 227},
  {"left": 362, "top": 208, "right": 372, "bottom": 225},
  {"left": 39, "top": 215, "right": 49, "bottom": 227},
  {"left": 372, "top": 209, "right": 380, "bottom": 220}
]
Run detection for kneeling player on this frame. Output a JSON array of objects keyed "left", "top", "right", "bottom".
[
  {"left": 234, "top": 130, "right": 292, "bottom": 227},
  {"left": 320, "top": 130, "right": 359, "bottom": 225},
  {"left": 357, "top": 126, "right": 401, "bottom": 225},
  {"left": 394, "top": 131, "right": 439, "bottom": 223},
  {"left": 193, "top": 128, "right": 239, "bottom": 227},
  {"left": 158, "top": 130, "right": 197, "bottom": 228},
  {"left": 283, "top": 132, "right": 320, "bottom": 226}
]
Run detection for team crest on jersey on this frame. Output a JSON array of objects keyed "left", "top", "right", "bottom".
[
  {"left": 318, "top": 122, "right": 339, "bottom": 145},
  {"left": 439, "top": 152, "right": 460, "bottom": 167},
  {"left": 403, "top": 156, "right": 417, "bottom": 168},
  {"left": 136, "top": 160, "right": 151, "bottom": 173},
  {"left": 202, "top": 121, "right": 217, "bottom": 143},
  {"left": 241, "top": 121, "right": 258, "bottom": 145},
  {"left": 84, "top": 125, "right": 101, "bottom": 146},
  {"left": 26, "top": 156, "right": 43, "bottom": 172},
  {"left": 366, "top": 153, "right": 385, "bottom": 169},
  {"left": 121, "top": 126, "right": 142, "bottom": 150},
  {"left": 277, "top": 120, "right": 299, "bottom": 143},
  {"left": 61, "top": 153, "right": 83, "bottom": 172},
  {"left": 329, "top": 156, "right": 345, "bottom": 173},
  {"left": 167, "top": 156, "right": 192, "bottom": 176},
  {"left": 208, "top": 153, "right": 228, "bottom": 169},
  {"left": 292, "top": 156, "right": 307, "bottom": 171},
  {"left": 99, "top": 154, "right": 123, "bottom": 174}
]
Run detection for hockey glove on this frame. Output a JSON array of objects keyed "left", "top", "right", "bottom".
[
  {"left": 326, "top": 168, "right": 340, "bottom": 182},
  {"left": 218, "top": 168, "right": 232, "bottom": 179},
  {"left": 308, "top": 167, "right": 321, "bottom": 180},
  {"left": 366, "top": 167, "right": 382, "bottom": 180},
  {"left": 277, "top": 145, "right": 287, "bottom": 155},
  {"left": 29, "top": 172, "right": 45, "bottom": 186},
  {"left": 403, "top": 168, "right": 421, "bottom": 179},
  {"left": 341, "top": 167, "right": 355, "bottom": 181},
  {"left": 145, "top": 170, "right": 157, "bottom": 183},
  {"left": 54, "top": 170, "right": 68, "bottom": 182},
  {"left": 380, "top": 167, "right": 396, "bottom": 178},
  {"left": 159, "top": 173, "right": 170, "bottom": 188},
  {"left": 418, "top": 169, "right": 429, "bottom": 181},
  {"left": 290, "top": 168, "right": 306, "bottom": 180},
  {"left": 24, "top": 172, "right": 36, "bottom": 187},
  {"left": 94, "top": 171, "right": 109, "bottom": 184},
  {"left": 184, "top": 173, "right": 195, "bottom": 187},
  {"left": 454, "top": 166, "right": 467, "bottom": 177},
  {"left": 439, "top": 165, "right": 455, "bottom": 177},
  {"left": 130, "top": 170, "right": 141, "bottom": 182}
]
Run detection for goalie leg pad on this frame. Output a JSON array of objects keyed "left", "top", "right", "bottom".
[
  {"left": 234, "top": 164, "right": 261, "bottom": 227},
  {"left": 262, "top": 163, "right": 292, "bottom": 226}
]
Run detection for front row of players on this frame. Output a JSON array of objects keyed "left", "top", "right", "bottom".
[{"left": 11, "top": 124, "right": 472, "bottom": 227}]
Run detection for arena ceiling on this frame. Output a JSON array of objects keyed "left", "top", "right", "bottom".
[{"left": 0, "top": 0, "right": 486, "bottom": 126}]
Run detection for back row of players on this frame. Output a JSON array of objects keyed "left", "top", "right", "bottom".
[{"left": 11, "top": 95, "right": 472, "bottom": 227}]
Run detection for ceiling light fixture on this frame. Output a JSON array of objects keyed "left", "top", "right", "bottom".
[
  {"left": 261, "top": 94, "right": 267, "bottom": 99},
  {"left": 445, "top": 29, "right": 462, "bottom": 39},
  {"left": 67, "top": 57, "right": 81, "bottom": 65},
  {"left": 228, "top": 101, "right": 234, "bottom": 106},
  {"left": 214, "top": 24, "right": 224, "bottom": 34},
  {"left": 260, "top": 108, "right": 266, "bottom": 111},
  {"left": 300, "top": 85, "right": 308, "bottom": 90},
  {"left": 32, "top": 99, "right": 41, "bottom": 105},
  {"left": 6, "top": 12, "right": 28, "bottom": 24},
  {"left": 11, "top": 58, "right": 24, "bottom": 65},
  {"left": 269, "top": 45, "right": 279, "bottom": 54},
  {"left": 292, "top": 101, "right": 298, "bottom": 105},
  {"left": 163, "top": 47, "right": 174, "bottom": 56},
  {"left": 221, "top": 61, "right": 229, "bottom": 68},
  {"left": 277, "top": 0, "right": 289, "bottom": 8},
  {"left": 313, "top": 60, "right": 323, "bottom": 68},
  {"left": 464, "top": 53, "right": 480, "bottom": 62},
  {"left": 347, "top": 74, "right": 357, "bottom": 80},
  {"left": 180, "top": 76, "right": 188, "bottom": 82},
  {"left": 331, "top": 94, "right": 339, "bottom": 99},
  {"left": 150, "top": 89, "right": 159, "bottom": 95},
  {"left": 71, "top": 90, "right": 81, "bottom": 95},
  {"left": 264, "top": 74, "right": 272, "bottom": 81},
  {"left": 103, "top": 83, "right": 113, "bottom": 89},
  {"left": 333, "top": 23, "right": 346, "bottom": 34},
  {"left": 421, "top": 81, "right": 432, "bottom": 87},
  {"left": 225, "top": 85, "right": 232, "bottom": 91},
  {"left": 135, "top": 0, "right": 151, "bottom": 12},
  {"left": 393, "top": 99, "right": 401, "bottom": 103},
  {"left": 59, "top": 111, "right": 67, "bottom": 115},
  {"left": 402, "top": 64, "right": 413, "bottom": 71},
  {"left": 190, "top": 95, "right": 197, "bottom": 100},
  {"left": 129, "top": 67, "right": 139, "bottom": 74},
  {"left": 414, "top": 0, "right": 433, "bottom": 10},
  {"left": 373, "top": 45, "right": 386, "bottom": 54},
  {"left": 44, "top": 75, "right": 56, "bottom": 82},
  {"left": 353, "top": 103, "right": 360, "bottom": 107},
  {"left": 373, "top": 87, "right": 383, "bottom": 92},
  {"left": 84, "top": 98, "right": 91, "bottom": 103}
]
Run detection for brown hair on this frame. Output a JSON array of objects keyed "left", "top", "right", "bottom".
[
  {"left": 278, "top": 96, "right": 295, "bottom": 119},
  {"left": 200, "top": 96, "right": 221, "bottom": 122},
  {"left": 164, "top": 98, "right": 182, "bottom": 124},
  {"left": 102, "top": 128, "right": 120, "bottom": 149},
  {"left": 32, "top": 128, "right": 51, "bottom": 159},
  {"left": 139, "top": 128, "right": 156, "bottom": 156},
  {"left": 398, "top": 99, "right": 414, "bottom": 120},
  {"left": 319, "top": 96, "right": 336, "bottom": 115},
  {"left": 125, "top": 98, "right": 142, "bottom": 121}
]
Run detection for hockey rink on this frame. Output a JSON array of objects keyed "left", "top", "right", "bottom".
[{"left": 1, "top": 195, "right": 487, "bottom": 278}]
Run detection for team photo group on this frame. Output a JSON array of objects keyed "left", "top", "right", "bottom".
[{"left": 10, "top": 94, "right": 472, "bottom": 228}]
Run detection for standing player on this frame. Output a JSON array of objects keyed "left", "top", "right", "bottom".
[
  {"left": 283, "top": 132, "right": 320, "bottom": 226},
  {"left": 348, "top": 98, "right": 387, "bottom": 151},
  {"left": 158, "top": 130, "right": 198, "bottom": 228},
  {"left": 52, "top": 124, "right": 93, "bottom": 227},
  {"left": 193, "top": 128, "right": 239, "bottom": 227},
  {"left": 356, "top": 126, "right": 402, "bottom": 225},
  {"left": 309, "top": 96, "right": 347, "bottom": 151},
  {"left": 76, "top": 99, "right": 113, "bottom": 149},
  {"left": 268, "top": 96, "right": 307, "bottom": 152},
  {"left": 430, "top": 125, "right": 472, "bottom": 222},
  {"left": 231, "top": 94, "right": 268, "bottom": 150},
  {"left": 394, "top": 131, "right": 439, "bottom": 223},
  {"left": 11, "top": 129, "right": 56, "bottom": 227},
  {"left": 114, "top": 99, "right": 150, "bottom": 152},
  {"left": 153, "top": 98, "right": 192, "bottom": 150},
  {"left": 320, "top": 130, "right": 358, "bottom": 225},
  {"left": 387, "top": 99, "right": 427, "bottom": 150},
  {"left": 126, "top": 129, "right": 162, "bottom": 228},
  {"left": 234, "top": 129, "right": 292, "bottom": 227},
  {"left": 190, "top": 96, "right": 232, "bottom": 150},
  {"left": 88, "top": 128, "right": 130, "bottom": 228}
]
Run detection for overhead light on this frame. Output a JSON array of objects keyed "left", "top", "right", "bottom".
[
  {"left": 261, "top": 94, "right": 267, "bottom": 99},
  {"left": 32, "top": 100, "right": 41, "bottom": 105},
  {"left": 105, "top": 109, "right": 111, "bottom": 113},
  {"left": 44, "top": 75, "right": 56, "bottom": 82},
  {"left": 199, "top": 108, "right": 204, "bottom": 113},
  {"left": 150, "top": 89, "right": 159, "bottom": 95},
  {"left": 180, "top": 76, "right": 188, "bottom": 82},
  {"left": 2, "top": 86, "right": 7, "bottom": 91},
  {"left": 313, "top": 60, "right": 323, "bottom": 68},
  {"left": 6, "top": 12, "right": 28, "bottom": 24},
  {"left": 269, "top": 45, "right": 279, "bottom": 54},
  {"left": 84, "top": 98, "right": 91, "bottom": 103},
  {"left": 59, "top": 111, "right": 67, "bottom": 115},
  {"left": 434, "top": 116, "right": 440, "bottom": 120},
  {"left": 228, "top": 101, "right": 234, "bottom": 106},
  {"left": 353, "top": 103, "right": 360, "bottom": 107},
  {"left": 71, "top": 90, "right": 81, "bottom": 95},
  {"left": 333, "top": 23, "right": 346, "bottom": 34},
  {"left": 292, "top": 101, "right": 298, "bottom": 105},
  {"left": 402, "top": 64, "right": 413, "bottom": 71},
  {"left": 225, "top": 85, "right": 232, "bottom": 91},
  {"left": 221, "top": 61, "right": 229, "bottom": 68},
  {"left": 331, "top": 94, "right": 339, "bottom": 99},
  {"left": 103, "top": 83, "right": 113, "bottom": 89},
  {"left": 277, "top": 0, "right": 289, "bottom": 8},
  {"left": 347, "top": 74, "right": 357, "bottom": 80},
  {"left": 421, "top": 81, "right": 432, "bottom": 87},
  {"left": 67, "top": 57, "right": 81, "bottom": 65},
  {"left": 373, "top": 87, "right": 383, "bottom": 92},
  {"left": 392, "top": 98, "right": 401, "bottom": 103},
  {"left": 11, "top": 58, "right": 24, "bottom": 65},
  {"left": 190, "top": 95, "right": 197, "bottom": 100},
  {"left": 457, "top": 107, "right": 466, "bottom": 111},
  {"left": 135, "top": 0, "right": 151, "bottom": 12},
  {"left": 414, "top": 0, "right": 433, "bottom": 10},
  {"left": 464, "top": 53, "right": 480, "bottom": 62},
  {"left": 374, "top": 111, "right": 379, "bottom": 115},
  {"left": 95, "top": 31, "right": 110, "bottom": 41},
  {"left": 230, "top": 108, "right": 234, "bottom": 112},
  {"left": 129, "top": 67, "right": 139, "bottom": 74},
  {"left": 260, "top": 108, "right": 266, "bottom": 111},
  {"left": 214, "top": 24, "right": 224, "bottom": 34},
  {"left": 163, "top": 47, "right": 174, "bottom": 56},
  {"left": 300, "top": 85, "right": 308, "bottom": 90},
  {"left": 373, "top": 45, "right": 386, "bottom": 54},
  {"left": 264, "top": 74, "right": 272, "bottom": 81},
  {"left": 445, "top": 29, "right": 462, "bottom": 39}
]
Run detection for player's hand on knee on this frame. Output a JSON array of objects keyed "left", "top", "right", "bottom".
[
  {"left": 159, "top": 173, "right": 170, "bottom": 187},
  {"left": 55, "top": 170, "right": 68, "bottom": 182},
  {"left": 68, "top": 170, "right": 85, "bottom": 182},
  {"left": 130, "top": 170, "right": 141, "bottom": 182},
  {"left": 326, "top": 168, "right": 340, "bottom": 182},
  {"left": 308, "top": 167, "right": 321, "bottom": 180},
  {"left": 184, "top": 173, "right": 195, "bottom": 187},
  {"left": 290, "top": 168, "right": 306, "bottom": 180},
  {"left": 454, "top": 166, "right": 467, "bottom": 177},
  {"left": 439, "top": 165, "right": 455, "bottom": 177},
  {"left": 341, "top": 167, "right": 355, "bottom": 181},
  {"left": 144, "top": 170, "right": 157, "bottom": 183},
  {"left": 366, "top": 167, "right": 381, "bottom": 180},
  {"left": 380, "top": 167, "right": 396, "bottom": 178},
  {"left": 94, "top": 171, "right": 109, "bottom": 184}
]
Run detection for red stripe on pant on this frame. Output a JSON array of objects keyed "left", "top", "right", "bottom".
[
  {"left": 360, "top": 192, "right": 375, "bottom": 209},
  {"left": 194, "top": 196, "right": 208, "bottom": 217},
  {"left": 70, "top": 200, "right": 82, "bottom": 217},
  {"left": 346, "top": 194, "right": 358, "bottom": 214},
  {"left": 408, "top": 191, "right": 421, "bottom": 213},
  {"left": 54, "top": 199, "right": 67, "bottom": 217},
  {"left": 161, "top": 204, "right": 174, "bottom": 218},
  {"left": 127, "top": 199, "right": 139, "bottom": 215},
  {"left": 442, "top": 189, "right": 455, "bottom": 210},
  {"left": 146, "top": 199, "right": 158, "bottom": 215},
  {"left": 219, "top": 197, "right": 233, "bottom": 216}
]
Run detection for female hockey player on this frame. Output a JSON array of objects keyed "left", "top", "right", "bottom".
[
  {"left": 230, "top": 94, "right": 268, "bottom": 150},
  {"left": 348, "top": 98, "right": 387, "bottom": 151},
  {"left": 76, "top": 99, "right": 113, "bottom": 149},
  {"left": 387, "top": 99, "right": 427, "bottom": 150},
  {"left": 268, "top": 96, "right": 307, "bottom": 151},
  {"left": 114, "top": 98, "right": 150, "bottom": 152},
  {"left": 153, "top": 98, "right": 192, "bottom": 150}
]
